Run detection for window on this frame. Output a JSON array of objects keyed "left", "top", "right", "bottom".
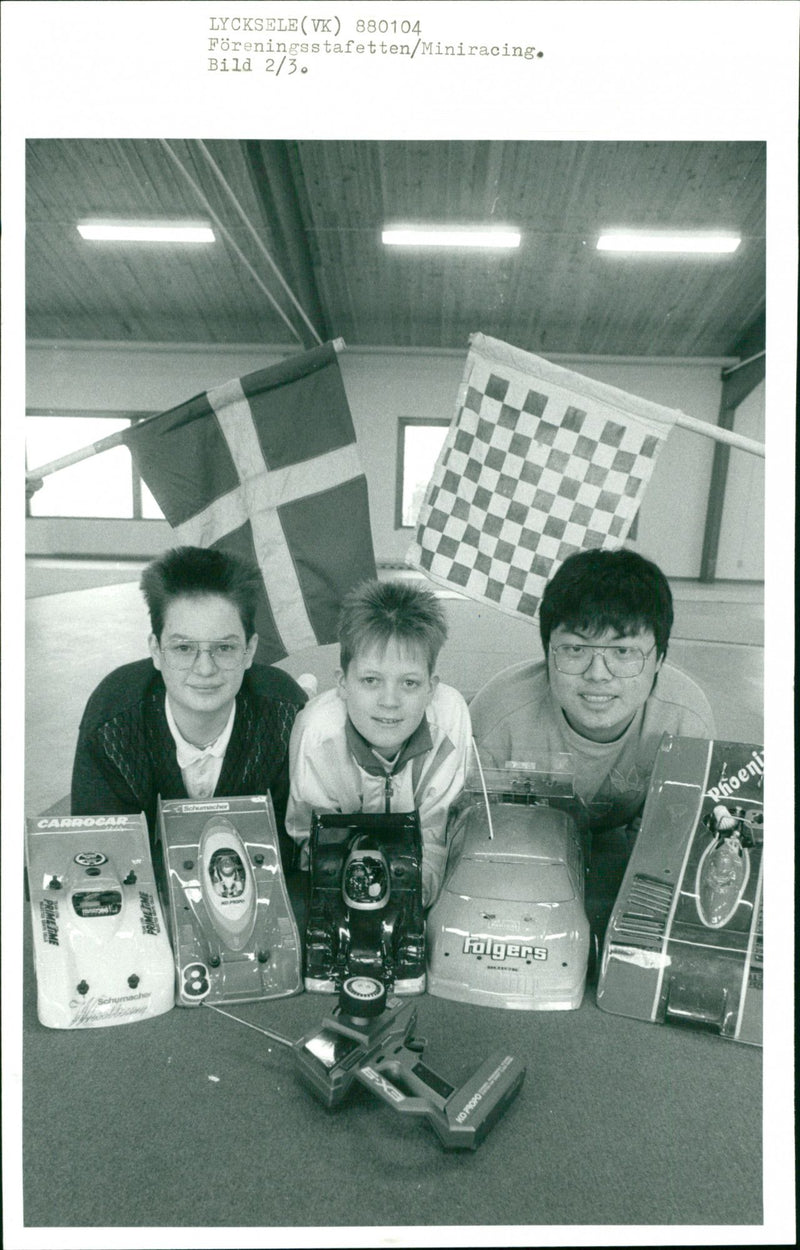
[
  {"left": 447, "top": 859, "right": 576, "bottom": 904},
  {"left": 26, "top": 412, "right": 164, "bottom": 519},
  {"left": 395, "top": 418, "right": 450, "bottom": 529}
]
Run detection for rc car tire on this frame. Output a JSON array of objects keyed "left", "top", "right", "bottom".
[{"left": 340, "top": 975, "right": 386, "bottom": 1017}]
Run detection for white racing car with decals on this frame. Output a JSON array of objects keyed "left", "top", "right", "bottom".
[
  {"left": 25, "top": 812, "right": 174, "bottom": 1028},
  {"left": 427, "top": 763, "right": 591, "bottom": 1010}
]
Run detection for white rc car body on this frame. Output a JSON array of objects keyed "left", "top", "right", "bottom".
[
  {"left": 25, "top": 812, "right": 175, "bottom": 1029},
  {"left": 427, "top": 765, "right": 590, "bottom": 1010}
]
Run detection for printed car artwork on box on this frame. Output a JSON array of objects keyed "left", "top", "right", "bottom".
[{"left": 597, "top": 735, "right": 763, "bottom": 1045}]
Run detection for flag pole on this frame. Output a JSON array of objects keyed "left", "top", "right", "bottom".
[
  {"left": 25, "top": 339, "right": 349, "bottom": 485},
  {"left": 26, "top": 426, "right": 130, "bottom": 482},
  {"left": 671, "top": 410, "right": 764, "bottom": 458},
  {"left": 467, "top": 333, "right": 765, "bottom": 459}
]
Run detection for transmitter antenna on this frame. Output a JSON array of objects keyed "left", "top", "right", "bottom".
[{"left": 204, "top": 1001, "right": 293, "bottom": 1048}]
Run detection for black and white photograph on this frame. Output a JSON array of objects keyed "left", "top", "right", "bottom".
[{"left": 2, "top": 3, "right": 797, "bottom": 1248}]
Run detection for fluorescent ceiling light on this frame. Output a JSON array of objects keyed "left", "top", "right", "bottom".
[
  {"left": 597, "top": 231, "right": 740, "bottom": 254},
  {"left": 382, "top": 227, "right": 521, "bottom": 249},
  {"left": 77, "top": 222, "right": 215, "bottom": 243}
]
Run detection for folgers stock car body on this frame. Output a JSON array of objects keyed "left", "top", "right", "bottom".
[
  {"left": 597, "top": 735, "right": 763, "bottom": 1045},
  {"left": 427, "top": 762, "right": 591, "bottom": 1010},
  {"left": 25, "top": 812, "right": 174, "bottom": 1028},
  {"left": 157, "top": 794, "right": 302, "bottom": 1006},
  {"left": 304, "top": 811, "right": 426, "bottom": 994}
]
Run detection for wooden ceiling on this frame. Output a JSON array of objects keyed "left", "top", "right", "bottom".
[{"left": 26, "top": 138, "right": 766, "bottom": 357}]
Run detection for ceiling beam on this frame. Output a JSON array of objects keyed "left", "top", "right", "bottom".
[{"left": 242, "top": 140, "right": 331, "bottom": 349}]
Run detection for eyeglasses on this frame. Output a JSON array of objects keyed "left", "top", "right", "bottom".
[
  {"left": 551, "top": 643, "right": 657, "bottom": 677},
  {"left": 161, "top": 640, "right": 246, "bottom": 670}
]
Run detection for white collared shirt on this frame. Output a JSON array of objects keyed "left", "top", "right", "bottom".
[{"left": 164, "top": 698, "right": 236, "bottom": 799}]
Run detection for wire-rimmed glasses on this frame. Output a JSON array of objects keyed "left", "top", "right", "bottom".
[
  {"left": 160, "top": 640, "right": 246, "bottom": 670},
  {"left": 551, "top": 642, "right": 656, "bottom": 677}
]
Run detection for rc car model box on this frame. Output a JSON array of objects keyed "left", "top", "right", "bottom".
[
  {"left": 157, "top": 794, "right": 302, "bottom": 1006},
  {"left": 597, "top": 735, "right": 763, "bottom": 1045},
  {"left": 25, "top": 812, "right": 174, "bottom": 1029}
]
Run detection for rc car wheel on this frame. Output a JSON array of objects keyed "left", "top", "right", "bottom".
[{"left": 339, "top": 975, "right": 386, "bottom": 1017}]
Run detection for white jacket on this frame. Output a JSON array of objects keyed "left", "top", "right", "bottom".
[{"left": 286, "top": 683, "right": 472, "bottom": 905}]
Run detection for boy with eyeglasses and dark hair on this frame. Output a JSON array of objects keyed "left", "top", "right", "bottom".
[
  {"left": 71, "top": 546, "right": 306, "bottom": 865},
  {"left": 470, "top": 548, "right": 714, "bottom": 849}
]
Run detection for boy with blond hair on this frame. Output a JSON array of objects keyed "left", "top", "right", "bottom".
[{"left": 286, "top": 579, "right": 471, "bottom": 906}]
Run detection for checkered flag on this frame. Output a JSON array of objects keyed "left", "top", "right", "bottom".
[{"left": 407, "top": 334, "right": 678, "bottom": 619}]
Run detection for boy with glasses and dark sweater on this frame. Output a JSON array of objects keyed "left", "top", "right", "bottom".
[{"left": 70, "top": 546, "right": 306, "bottom": 868}]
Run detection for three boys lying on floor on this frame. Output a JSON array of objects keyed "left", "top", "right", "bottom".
[{"left": 71, "top": 544, "right": 714, "bottom": 924}]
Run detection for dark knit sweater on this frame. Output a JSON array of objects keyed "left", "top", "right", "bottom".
[{"left": 71, "top": 659, "right": 306, "bottom": 862}]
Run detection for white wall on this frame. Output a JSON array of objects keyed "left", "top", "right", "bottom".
[{"left": 26, "top": 340, "right": 763, "bottom": 579}]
